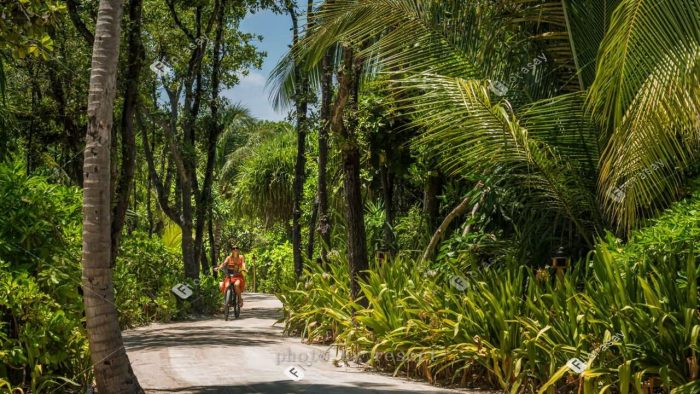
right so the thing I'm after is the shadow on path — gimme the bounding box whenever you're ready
[125,293,471,394]
[144,380,451,393]
[124,326,280,351]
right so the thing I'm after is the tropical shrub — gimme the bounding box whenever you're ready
[280,185,700,392]
[251,240,294,294]
[0,163,223,391]
[0,163,88,391]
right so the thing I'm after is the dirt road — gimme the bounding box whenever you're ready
[123,293,476,393]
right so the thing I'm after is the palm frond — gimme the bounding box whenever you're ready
[598,43,700,231]
[587,0,700,133]
[587,0,700,230]
[403,75,601,244]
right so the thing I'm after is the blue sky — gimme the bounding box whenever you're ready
[221,7,296,121]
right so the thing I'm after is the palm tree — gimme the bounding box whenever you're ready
[279,0,699,246]
[81,0,142,392]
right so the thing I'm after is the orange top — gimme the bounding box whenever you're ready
[226,254,245,272]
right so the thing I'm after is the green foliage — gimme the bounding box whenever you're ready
[0,163,221,390]
[0,261,90,392]
[232,125,296,225]
[0,0,65,101]
[280,186,700,392]
[0,0,64,59]
[251,240,294,294]
[279,253,357,343]
[114,232,181,328]
[393,206,430,255]
[0,163,87,391]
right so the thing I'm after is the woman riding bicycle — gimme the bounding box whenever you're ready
[214,245,246,308]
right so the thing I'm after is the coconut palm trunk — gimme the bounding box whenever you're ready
[332,45,368,302]
[81,0,142,392]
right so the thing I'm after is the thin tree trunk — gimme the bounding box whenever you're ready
[66,0,95,46]
[208,204,216,273]
[380,159,395,254]
[111,0,144,267]
[307,195,319,260]
[462,188,489,236]
[194,0,224,275]
[46,55,84,186]
[332,45,368,302]
[161,85,197,279]
[146,161,153,236]
[317,47,333,264]
[423,173,442,232]
[182,186,197,278]
[214,219,223,264]
[139,109,181,227]
[287,0,311,278]
[81,1,142,392]
[421,182,484,264]
[27,65,37,174]
[161,2,218,279]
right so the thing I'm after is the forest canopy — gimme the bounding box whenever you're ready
[1,0,699,393]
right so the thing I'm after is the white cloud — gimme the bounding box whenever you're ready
[223,71,287,121]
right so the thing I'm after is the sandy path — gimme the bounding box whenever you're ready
[123,293,482,394]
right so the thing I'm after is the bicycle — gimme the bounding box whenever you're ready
[220,270,242,320]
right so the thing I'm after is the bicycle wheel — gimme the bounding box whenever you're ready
[233,293,240,318]
[224,287,232,321]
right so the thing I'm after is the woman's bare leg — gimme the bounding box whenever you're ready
[234,280,243,307]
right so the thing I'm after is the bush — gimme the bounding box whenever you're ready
[0,163,88,392]
[280,186,700,393]
[113,232,183,328]
[251,241,294,294]
[0,163,223,391]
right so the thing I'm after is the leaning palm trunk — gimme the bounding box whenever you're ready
[81,0,142,392]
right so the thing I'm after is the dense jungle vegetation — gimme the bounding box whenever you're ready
[1,0,699,393]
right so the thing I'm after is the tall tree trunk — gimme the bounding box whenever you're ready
[194,0,224,275]
[111,0,144,267]
[332,45,368,302]
[288,0,311,278]
[214,219,223,264]
[81,1,142,392]
[146,162,153,236]
[161,83,198,279]
[161,2,219,279]
[317,48,333,264]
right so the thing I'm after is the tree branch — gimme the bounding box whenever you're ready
[66,0,95,46]
[421,182,484,264]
